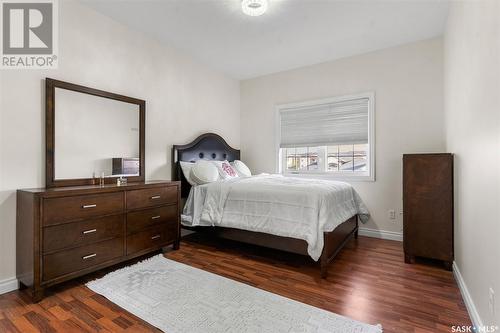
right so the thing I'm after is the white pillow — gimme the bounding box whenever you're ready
[231,160,252,177]
[212,160,239,179]
[190,160,220,185]
[179,161,196,186]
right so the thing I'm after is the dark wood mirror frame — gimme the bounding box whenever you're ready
[45,78,146,188]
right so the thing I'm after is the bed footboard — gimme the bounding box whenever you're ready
[184,215,359,279]
[320,215,359,278]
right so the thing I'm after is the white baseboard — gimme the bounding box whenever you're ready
[0,277,18,295]
[358,227,403,242]
[453,261,484,330]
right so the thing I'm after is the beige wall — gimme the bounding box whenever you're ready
[240,38,445,236]
[444,0,500,327]
[0,0,240,282]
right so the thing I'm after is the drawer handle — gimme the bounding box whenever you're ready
[151,215,161,220]
[150,195,161,200]
[82,229,97,234]
[82,253,97,260]
[151,235,161,240]
[82,204,97,209]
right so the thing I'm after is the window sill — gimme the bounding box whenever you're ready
[282,172,375,182]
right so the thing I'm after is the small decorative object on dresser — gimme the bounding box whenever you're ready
[17,181,181,302]
[403,153,454,270]
[113,157,140,176]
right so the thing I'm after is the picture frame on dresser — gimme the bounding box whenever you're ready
[17,79,180,302]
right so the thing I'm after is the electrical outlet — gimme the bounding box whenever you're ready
[388,210,396,220]
[489,287,495,315]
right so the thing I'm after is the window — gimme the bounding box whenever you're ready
[276,92,375,181]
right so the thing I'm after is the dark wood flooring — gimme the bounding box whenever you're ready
[0,234,471,332]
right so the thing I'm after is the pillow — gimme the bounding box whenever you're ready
[231,160,252,177]
[190,160,220,185]
[213,160,239,179]
[179,161,196,186]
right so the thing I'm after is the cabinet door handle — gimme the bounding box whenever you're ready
[82,204,97,209]
[151,215,161,220]
[82,229,97,234]
[82,253,97,260]
[151,235,161,240]
[150,195,161,200]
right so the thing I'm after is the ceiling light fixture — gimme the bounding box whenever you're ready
[241,0,268,17]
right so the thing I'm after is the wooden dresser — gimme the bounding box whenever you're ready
[403,154,453,270]
[17,181,180,301]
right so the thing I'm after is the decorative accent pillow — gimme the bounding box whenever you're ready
[231,160,252,177]
[179,161,196,186]
[213,160,239,179]
[190,160,220,185]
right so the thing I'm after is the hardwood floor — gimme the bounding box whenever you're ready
[0,234,470,332]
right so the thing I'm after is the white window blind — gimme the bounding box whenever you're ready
[280,97,369,148]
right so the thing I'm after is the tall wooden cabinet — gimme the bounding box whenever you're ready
[403,154,453,270]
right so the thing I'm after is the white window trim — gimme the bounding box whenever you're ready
[275,92,375,182]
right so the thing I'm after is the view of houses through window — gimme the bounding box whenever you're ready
[283,144,368,173]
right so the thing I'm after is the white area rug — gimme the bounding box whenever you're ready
[87,255,383,333]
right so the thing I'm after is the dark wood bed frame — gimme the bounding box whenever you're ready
[172,133,359,278]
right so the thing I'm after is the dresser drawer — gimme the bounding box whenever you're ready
[43,215,125,253]
[43,237,124,281]
[126,224,176,255]
[127,205,177,234]
[126,186,177,210]
[43,192,124,226]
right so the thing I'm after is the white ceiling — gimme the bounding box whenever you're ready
[82,0,450,80]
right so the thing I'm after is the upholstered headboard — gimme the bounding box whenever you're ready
[172,133,240,197]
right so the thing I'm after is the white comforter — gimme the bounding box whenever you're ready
[182,174,369,261]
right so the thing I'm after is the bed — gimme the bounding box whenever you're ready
[172,133,369,278]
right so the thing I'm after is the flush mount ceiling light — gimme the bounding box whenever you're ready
[241,0,268,17]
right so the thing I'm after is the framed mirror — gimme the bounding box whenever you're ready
[46,78,145,188]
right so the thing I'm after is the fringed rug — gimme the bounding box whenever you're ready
[87,255,382,333]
